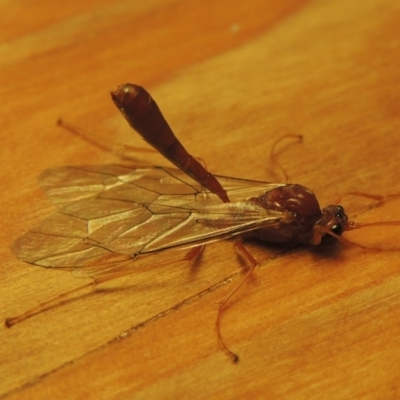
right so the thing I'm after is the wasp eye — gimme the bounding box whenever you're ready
[334,206,348,223]
[321,224,344,245]
[331,224,343,236]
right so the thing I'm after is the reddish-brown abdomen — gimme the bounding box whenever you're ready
[111,84,229,203]
[111,84,175,151]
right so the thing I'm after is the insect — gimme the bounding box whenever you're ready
[7,83,400,363]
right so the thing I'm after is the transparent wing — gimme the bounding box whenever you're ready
[13,165,289,268]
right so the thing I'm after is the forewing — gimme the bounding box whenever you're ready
[13,165,287,268]
[38,164,283,206]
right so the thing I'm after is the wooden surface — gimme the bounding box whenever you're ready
[1,0,400,399]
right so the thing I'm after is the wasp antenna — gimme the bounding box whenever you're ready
[339,220,400,251]
[345,220,400,231]
[333,191,386,205]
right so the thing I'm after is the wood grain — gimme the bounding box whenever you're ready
[1,0,400,399]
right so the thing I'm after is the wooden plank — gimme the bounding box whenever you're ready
[1,0,400,398]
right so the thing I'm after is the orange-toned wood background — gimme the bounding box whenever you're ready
[1,1,400,399]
